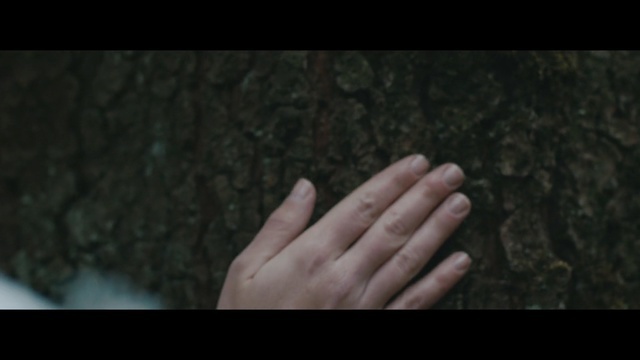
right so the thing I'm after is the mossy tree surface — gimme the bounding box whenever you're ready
[0,51,638,308]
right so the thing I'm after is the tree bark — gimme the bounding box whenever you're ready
[0,51,638,308]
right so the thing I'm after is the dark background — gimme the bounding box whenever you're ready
[0,51,638,308]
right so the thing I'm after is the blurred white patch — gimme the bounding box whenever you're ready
[0,273,57,309]
[62,270,163,309]
[0,270,163,309]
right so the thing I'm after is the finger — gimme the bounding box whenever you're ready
[307,154,429,256]
[231,178,316,279]
[362,192,471,306]
[386,251,471,309]
[339,163,465,280]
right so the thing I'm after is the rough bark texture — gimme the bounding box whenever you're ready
[0,51,638,309]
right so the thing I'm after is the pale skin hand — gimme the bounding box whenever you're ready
[217,154,472,309]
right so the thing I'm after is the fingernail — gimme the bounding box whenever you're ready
[454,252,471,271]
[410,154,429,176]
[443,164,464,187]
[290,178,311,200]
[447,193,470,215]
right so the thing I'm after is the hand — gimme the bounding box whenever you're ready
[217,154,472,309]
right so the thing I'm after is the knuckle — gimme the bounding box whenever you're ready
[307,268,358,309]
[305,248,331,277]
[318,271,358,307]
[355,191,379,225]
[383,209,409,237]
[394,249,421,276]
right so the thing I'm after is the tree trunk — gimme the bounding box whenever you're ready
[0,51,638,308]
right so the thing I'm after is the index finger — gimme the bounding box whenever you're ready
[306,154,430,256]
